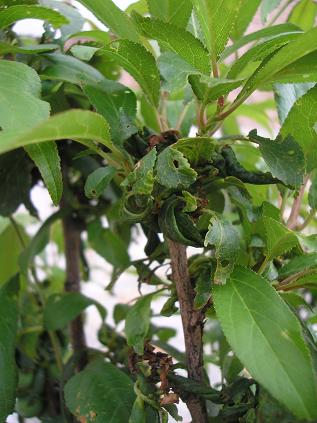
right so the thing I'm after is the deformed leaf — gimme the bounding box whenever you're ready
[213,266,317,420]
[122,148,157,195]
[0,4,68,28]
[173,137,214,166]
[84,166,116,199]
[249,130,305,189]
[64,360,135,423]
[0,278,19,422]
[132,13,210,74]
[204,216,240,284]
[263,216,300,260]
[101,40,160,107]
[125,294,152,354]
[156,146,197,189]
[44,292,106,331]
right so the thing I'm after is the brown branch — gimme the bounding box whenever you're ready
[287,176,309,229]
[167,239,208,423]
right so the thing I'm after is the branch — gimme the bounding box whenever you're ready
[166,239,208,423]
[287,176,309,229]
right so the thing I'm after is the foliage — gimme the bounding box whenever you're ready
[1,0,317,422]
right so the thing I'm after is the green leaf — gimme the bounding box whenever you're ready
[101,40,160,107]
[173,137,214,166]
[84,166,116,199]
[189,74,244,104]
[132,13,210,74]
[87,219,130,269]
[83,80,137,145]
[156,146,197,189]
[129,397,146,423]
[279,253,317,278]
[273,82,314,124]
[0,279,18,422]
[279,85,317,171]
[288,0,317,31]
[125,0,148,15]
[0,4,68,28]
[308,170,317,209]
[26,143,62,206]
[191,0,242,56]
[0,110,112,156]
[221,23,302,59]
[237,27,317,102]
[77,0,139,42]
[70,45,99,61]
[125,294,152,354]
[261,0,281,22]
[44,292,106,331]
[64,360,135,422]
[213,266,317,420]
[249,130,305,189]
[204,216,240,284]
[231,0,261,40]
[0,41,58,55]
[147,0,192,28]
[158,52,197,92]
[263,216,300,261]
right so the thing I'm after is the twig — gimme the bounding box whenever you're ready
[296,209,316,231]
[287,176,309,229]
[166,239,208,423]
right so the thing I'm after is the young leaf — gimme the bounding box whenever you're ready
[191,0,242,56]
[288,0,317,31]
[101,40,160,107]
[248,130,305,189]
[44,292,106,331]
[125,294,152,354]
[213,266,317,420]
[64,360,135,422]
[0,4,68,28]
[0,279,18,422]
[84,166,116,199]
[204,216,240,284]
[122,148,157,195]
[263,216,300,261]
[155,146,197,189]
[147,0,192,28]
[0,110,112,156]
[279,85,317,171]
[77,0,140,42]
[132,13,210,74]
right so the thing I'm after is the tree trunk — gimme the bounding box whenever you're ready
[167,239,208,423]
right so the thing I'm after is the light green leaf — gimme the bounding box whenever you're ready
[248,130,305,189]
[87,219,130,269]
[64,360,135,422]
[132,13,210,74]
[237,27,317,102]
[0,110,112,156]
[204,216,240,284]
[273,82,314,124]
[308,170,317,209]
[182,190,197,212]
[156,146,197,189]
[173,136,214,166]
[83,80,137,144]
[77,0,139,42]
[0,4,68,28]
[44,292,106,331]
[221,23,302,59]
[66,29,111,44]
[129,397,146,423]
[189,74,244,104]
[84,166,116,199]
[125,294,152,354]
[70,45,99,61]
[147,0,192,28]
[122,148,157,195]
[231,0,261,40]
[126,0,148,15]
[101,40,160,107]
[279,85,317,171]
[0,42,58,55]
[191,0,242,56]
[263,216,300,260]
[158,52,197,92]
[0,279,18,422]
[213,266,317,420]
[261,0,281,22]
[288,0,317,31]
[26,143,62,206]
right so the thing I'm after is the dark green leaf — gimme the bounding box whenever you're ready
[64,360,135,422]
[0,4,68,28]
[0,41,58,54]
[214,266,317,420]
[132,13,210,74]
[125,294,152,354]
[44,292,106,331]
[204,216,239,284]
[279,253,317,278]
[308,170,317,209]
[84,166,116,199]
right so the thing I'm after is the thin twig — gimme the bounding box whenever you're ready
[287,176,309,229]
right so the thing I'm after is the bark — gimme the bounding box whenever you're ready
[167,239,208,423]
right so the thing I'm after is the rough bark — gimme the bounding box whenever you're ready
[167,239,208,423]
